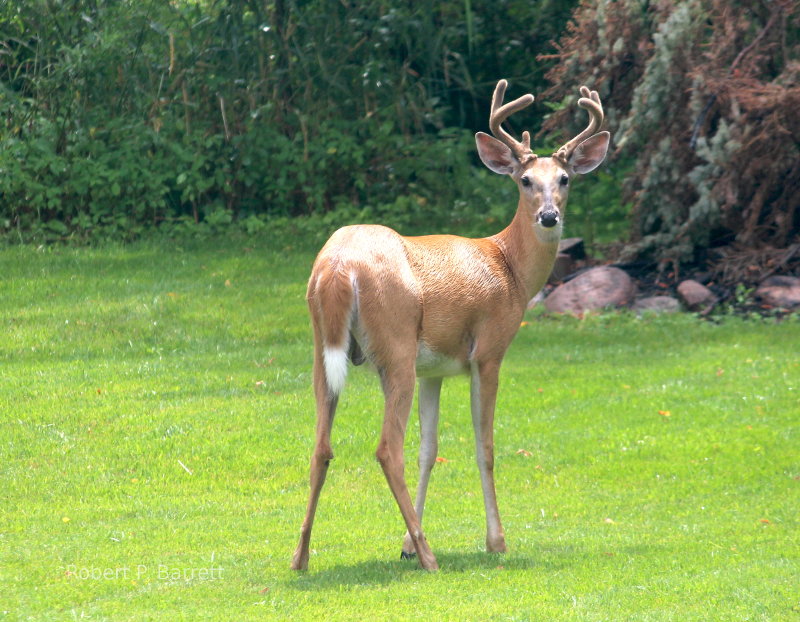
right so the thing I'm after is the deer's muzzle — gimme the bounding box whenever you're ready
[538,209,560,228]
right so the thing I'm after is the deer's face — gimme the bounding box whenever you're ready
[475,80,611,244]
[516,157,570,238]
[476,126,609,243]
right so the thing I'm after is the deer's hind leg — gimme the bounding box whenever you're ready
[291,331,339,571]
[376,360,439,571]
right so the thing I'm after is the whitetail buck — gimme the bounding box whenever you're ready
[291,80,610,571]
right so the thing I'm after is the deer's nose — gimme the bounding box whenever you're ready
[538,209,559,228]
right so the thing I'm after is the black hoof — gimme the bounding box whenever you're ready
[400,550,417,561]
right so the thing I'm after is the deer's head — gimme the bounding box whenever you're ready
[476,80,610,242]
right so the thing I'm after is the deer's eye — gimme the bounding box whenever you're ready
[520,176,531,187]
[560,174,569,187]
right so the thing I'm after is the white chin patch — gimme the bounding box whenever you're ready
[534,220,563,243]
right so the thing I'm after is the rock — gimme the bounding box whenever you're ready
[544,266,636,314]
[756,275,800,309]
[549,253,575,283]
[677,279,716,310]
[631,296,682,314]
[558,237,586,260]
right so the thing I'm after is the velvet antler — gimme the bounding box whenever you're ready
[553,86,605,164]
[489,79,536,163]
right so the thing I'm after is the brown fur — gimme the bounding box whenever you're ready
[291,80,609,572]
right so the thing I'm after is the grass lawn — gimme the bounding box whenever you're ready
[2,239,798,620]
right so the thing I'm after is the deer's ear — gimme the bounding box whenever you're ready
[476,132,517,175]
[568,131,610,174]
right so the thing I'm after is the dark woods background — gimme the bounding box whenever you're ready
[1,0,797,278]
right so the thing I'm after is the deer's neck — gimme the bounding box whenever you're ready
[492,199,561,303]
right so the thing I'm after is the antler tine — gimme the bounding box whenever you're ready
[489,79,535,161]
[554,85,605,163]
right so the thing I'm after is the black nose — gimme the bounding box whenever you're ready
[539,210,559,228]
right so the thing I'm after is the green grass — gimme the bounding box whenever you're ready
[2,239,798,621]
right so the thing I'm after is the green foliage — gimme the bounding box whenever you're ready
[1,0,584,242]
[1,119,172,241]
[564,160,633,249]
[2,242,799,618]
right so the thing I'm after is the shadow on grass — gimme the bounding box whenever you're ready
[289,550,546,590]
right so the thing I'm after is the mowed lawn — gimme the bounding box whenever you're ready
[1,240,798,620]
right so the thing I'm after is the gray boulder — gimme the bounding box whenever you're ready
[544,266,636,314]
[677,279,716,310]
[756,275,800,309]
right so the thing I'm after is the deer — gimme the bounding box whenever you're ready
[291,79,610,571]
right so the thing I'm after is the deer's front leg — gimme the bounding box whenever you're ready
[402,376,442,559]
[376,365,439,571]
[470,360,507,553]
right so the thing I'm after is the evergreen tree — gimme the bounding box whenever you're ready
[542,0,799,276]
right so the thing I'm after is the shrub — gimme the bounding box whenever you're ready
[0,0,580,242]
[541,0,800,273]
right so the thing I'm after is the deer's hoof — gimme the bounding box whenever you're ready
[486,535,507,554]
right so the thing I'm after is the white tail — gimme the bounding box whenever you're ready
[292,79,610,572]
[322,345,348,395]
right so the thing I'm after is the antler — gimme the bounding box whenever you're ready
[489,79,536,163]
[553,86,605,164]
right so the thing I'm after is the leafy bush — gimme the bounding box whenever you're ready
[0,0,581,242]
[1,120,170,240]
